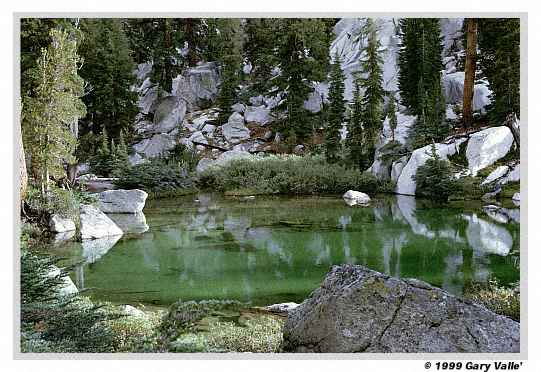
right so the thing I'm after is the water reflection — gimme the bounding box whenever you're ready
[49,194,520,306]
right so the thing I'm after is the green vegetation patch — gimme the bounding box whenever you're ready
[197,155,378,196]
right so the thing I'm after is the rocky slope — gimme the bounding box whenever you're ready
[123,18,519,199]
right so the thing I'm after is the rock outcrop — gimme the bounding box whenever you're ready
[79,204,123,240]
[282,264,519,353]
[96,189,148,214]
[466,126,514,176]
[133,133,176,158]
[395,140,466,196]
[442,72,491,112]
[244,105,271,125]
[152,96,187,133]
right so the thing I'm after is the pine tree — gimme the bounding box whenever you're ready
[243,18,280,94]
[387,92,398,142]
[274,19,329,141]
[398,18,446,147]
[215,19,243,124]
[124,19,185,92]
[22,29,86,195]
[325,53,346,163]
[360,19,385,167]
[78,19,138,142]
[477,18,520,123]
[347,76,365,169]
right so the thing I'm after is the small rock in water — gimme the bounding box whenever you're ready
[266,302,299,314]
[343,190,371,206]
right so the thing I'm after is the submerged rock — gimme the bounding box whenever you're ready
[97,189,148,214]
[107,212,149,234]
[81,234,122,263]
[282,264,519,353]
[343,190,371,206]
[79,204,123,240]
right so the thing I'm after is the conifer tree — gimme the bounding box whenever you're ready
[124,19,184,92]
[347,76,365,169]
[243,18,278,94]
[274,19,329,141]
[325,52,346,163]
[477,18,520,123]
[215,19,243,124]
[78,19,138,142]
[22,29,86,195]
[360,19,385,167]
[398,18,446,147]
[387,92,398,142]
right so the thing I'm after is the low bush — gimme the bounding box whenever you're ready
[114,158,196,196]
[197,155,378,196]
[464,280,520,321]
[414,145,461,202]
[20,249,122,352]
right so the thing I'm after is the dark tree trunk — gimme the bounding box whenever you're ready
[463,18,478,128]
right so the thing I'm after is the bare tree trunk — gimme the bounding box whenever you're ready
[463,18,478,128]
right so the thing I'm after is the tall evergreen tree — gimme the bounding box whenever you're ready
[325,52,346,163]
[22,29,86,194]
[398,18,446,147]
[124,19,184,92]
[387,92,398,142]
[477,18,520,123]
[347,76,365,169]
[215,19,243,124]
[274,19,329,141]
[78,19,138,141]
[359,19,385,167]
[243,18,278,94]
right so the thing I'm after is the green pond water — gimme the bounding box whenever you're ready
[48,194,520,307]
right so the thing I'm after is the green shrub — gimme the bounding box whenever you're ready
[197,155,378,195]
[414,145,461,202]
[20,250,122,352]
[24,185,87,229]
[114,158,195,195]
[464,280,520,321]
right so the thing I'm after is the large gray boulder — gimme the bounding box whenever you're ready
[395,140,466,196]
[152,96,187,133]
[133,133,176,158]
[282,265,519,353]
[442,72,491,112]
[221,112,251,144]
[79,204,123,240]
[49,215,76,233]
[96,189,148,214]
[172,62,220,111]
[466,126,514,176]
[196,149,253,173]
[244,105,271,125]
